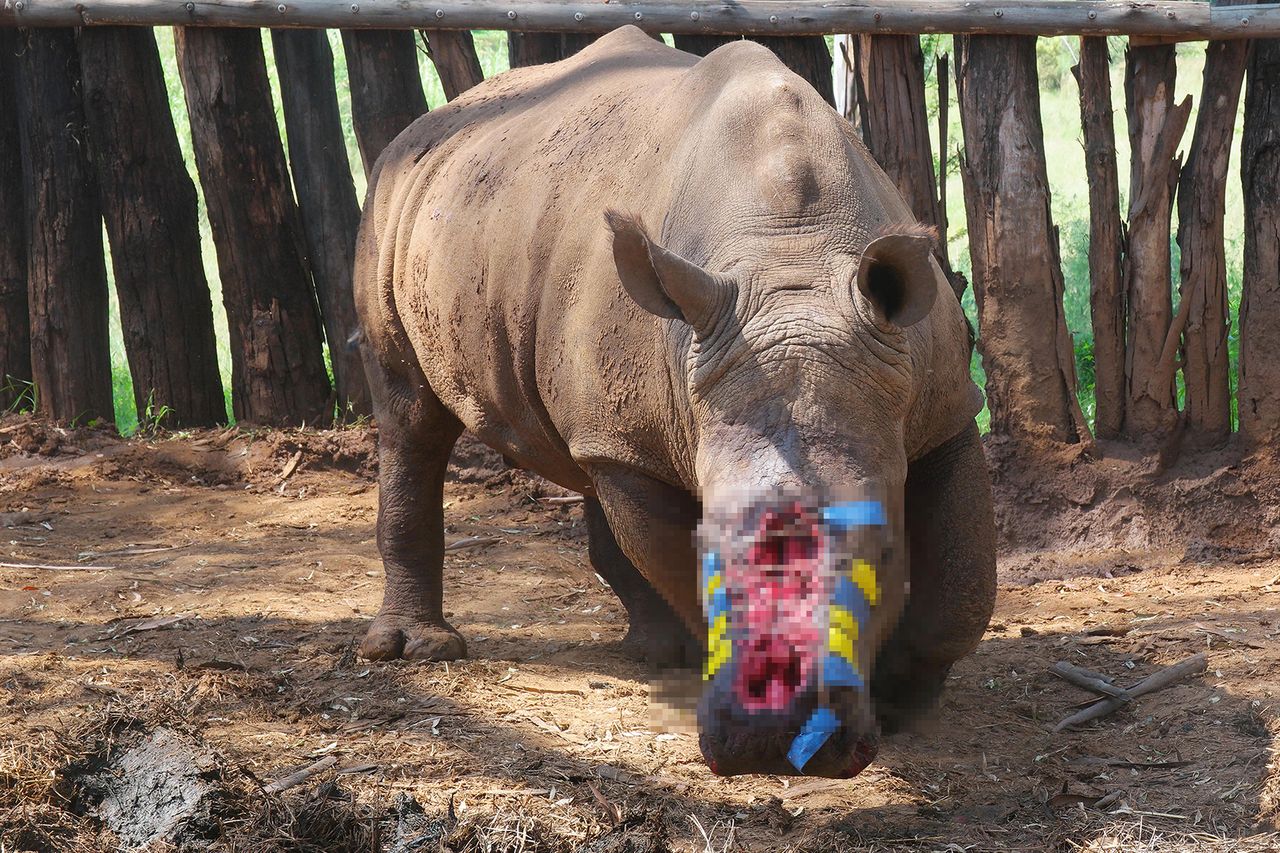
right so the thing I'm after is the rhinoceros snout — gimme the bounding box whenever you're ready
[695,494,890,777]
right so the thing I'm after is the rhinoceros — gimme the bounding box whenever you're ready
[353,26,996,778]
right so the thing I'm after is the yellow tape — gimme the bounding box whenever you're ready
[704,612,730,679]
[830,604,858,641]
[705,571,722,600]
[828,624,855,664]
[850,559,880,606]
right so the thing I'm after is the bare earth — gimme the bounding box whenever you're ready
[1,417,1278,852]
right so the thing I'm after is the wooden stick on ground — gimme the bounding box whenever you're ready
[1051,661,1132,701]
[538,495,584,506]
[0,561,117,571]
[263,755,337,794]
[1053,653,1207,732]
[444,535,501,552]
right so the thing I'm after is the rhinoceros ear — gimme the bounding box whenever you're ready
[856,227,938,328]
[605,210,730,334]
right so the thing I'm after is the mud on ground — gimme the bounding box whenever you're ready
[1,415,1279,851]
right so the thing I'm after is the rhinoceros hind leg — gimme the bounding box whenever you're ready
[358,354,466,663]
[872,422,996,732]
[584,496,698,668]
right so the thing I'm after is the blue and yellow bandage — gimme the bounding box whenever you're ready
[788,500,885,772]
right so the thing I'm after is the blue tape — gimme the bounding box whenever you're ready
[706,585,729,622]
[822,653,863,690]
[822,501,886,530]
[701,551,722,587]
[786,706,841,772]
[832,576,871,623]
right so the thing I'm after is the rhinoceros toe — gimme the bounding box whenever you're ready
[359,615,467,662]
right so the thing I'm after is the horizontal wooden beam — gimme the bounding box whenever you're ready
[2,0,1279,40]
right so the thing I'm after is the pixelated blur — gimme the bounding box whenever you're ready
[653,485,894,778]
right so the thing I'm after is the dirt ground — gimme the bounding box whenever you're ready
[1,416,1279,852]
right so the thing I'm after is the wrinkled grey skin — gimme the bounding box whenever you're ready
[353,26,996,777]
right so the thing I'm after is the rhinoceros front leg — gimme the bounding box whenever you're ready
[584,496,699,667]
[872,422,996,730]
[359,378,467,662]
[585,464,703,646]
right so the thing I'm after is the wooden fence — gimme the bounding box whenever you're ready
[1,1,1278,456]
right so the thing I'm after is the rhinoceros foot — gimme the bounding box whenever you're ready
[359,613,467,662]
[620,619,699,670]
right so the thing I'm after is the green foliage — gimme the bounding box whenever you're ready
[2,376,37,414]
[136,391,176,438]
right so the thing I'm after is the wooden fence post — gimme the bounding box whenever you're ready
[752,37,835,106]
[15,29,113,424]
[0,30,30,409]
[957,34,1090,445]
[854,34,959,296]
[79,26,226,427]
[1073,37,1126,440]
[674,34,835,105]
[342,30,428,176]
[273,29,372,419]
[1123,41,1191,440]
[508,32,595,67]
[1239,12,1280,443]
[1177,0,1251,445]
[176,27,331,427]
[421,30,484,100]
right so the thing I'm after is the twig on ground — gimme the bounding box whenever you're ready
[1193,623,1265,649]
[263,755,337,794]
[1053,653,1207,732]
[445,535,500,552]
[1,561,117,571]
[538,495,584,506]
[79,543,188,560]
[1051,661,1132,701]
[276,450,302,485]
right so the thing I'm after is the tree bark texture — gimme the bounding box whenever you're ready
[674,34,835,105]
[341,30,427,176]
[1123,43,1191,439]
[273,29,372,418]
[0,30,30,407]
[956,34,1089,445]
[1073,37,1126,440]
[854,34,958,292]
[507,31,596,67]
[79,26,225,427]
[176,26,331,427]
[1176,2,1251,445]
[15,28,113,424]
[421,29,484,100]
[1239,19,1280,443]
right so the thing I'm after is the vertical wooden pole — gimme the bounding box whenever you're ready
[79,26,226,427]
[1177,2,1251,445]
[273,29,372,419]
[674,34,834,106]
[0,30,30,407]
[341,30,427,176]
[176,27,331,427]
[1239,15,1280,443]
[957,35,1090,445]
[1123,41,1191,439]
[753,37,835,106]
[673,34,736,57]
[15,29,113,424]
[1073,37,1127,440]
[421,29,484,101]
[508,32,595,68]
[854,34,959,295]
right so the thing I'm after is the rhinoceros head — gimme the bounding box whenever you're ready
[605,196,941,777]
